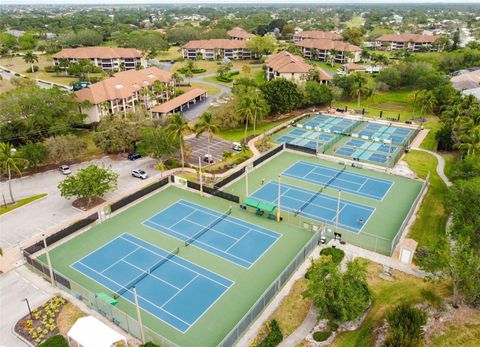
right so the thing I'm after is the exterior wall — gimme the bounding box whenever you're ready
[182,48,251,60]
[299,47,360,63]
[80,104,102,123]
[374,40,439,52]
[53,57,145,71]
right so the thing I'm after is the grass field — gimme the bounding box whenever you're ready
[0,193,47,215]
[201,66,264,87]
[224,151,423,256]
[172,60,261,76]
[344,15,365,28]
[0,55,77,86]
[157,46,182,61]
[37,186,312,347]
[0,78,15,94]
[179,82,222,96]
[404,150,449,248]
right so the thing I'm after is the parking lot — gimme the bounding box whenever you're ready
[185,133,236,166]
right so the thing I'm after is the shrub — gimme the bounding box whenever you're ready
[383,303,427,347]
[44,65,57,73]
[320,247,345,264]
[258,320,283,347]
[164,157,182,169]
[140,343,161,347]
[26,65,39,73]
[313,330,331,342]
[38,335,68,347]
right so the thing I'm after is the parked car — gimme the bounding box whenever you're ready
[232,142,243,152]
[128,152,142,160]
[59,165,71,175]
[204,154,214,163]
[131,169,148,179]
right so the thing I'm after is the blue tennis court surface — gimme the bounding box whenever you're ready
[282,161,393,200]
[251,181,374,232]
[335,138,402,165]
[356,123,412,144]
[302,114,360,134]
[143,200,281,268]
[72,233,233,333]
[275,127,336,150]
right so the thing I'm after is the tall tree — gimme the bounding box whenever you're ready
[261,78,302,114]
[0,143,28,203]
[349,72,371,108]
[136,127,176,169]
[22,51,38,73]
[166,113,190,168]
[246,35,277,58]
[195,112,220,160]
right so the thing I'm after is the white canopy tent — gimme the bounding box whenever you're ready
[67,316,128,347]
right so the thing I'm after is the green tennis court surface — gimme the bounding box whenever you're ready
[39,186,312,346]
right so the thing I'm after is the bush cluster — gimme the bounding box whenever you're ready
[383,303,427,347]
[217,71,240,83]
[38,335,68,347]
[258,320,283,347]
[313,330,331,342]
[177,67,206,74]
[320,247,345,264]
[26,65,39,73]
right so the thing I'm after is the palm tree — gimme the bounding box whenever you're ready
[58,58,70,76]
[349,72,370,109]
[249,91,270,136]
[457,128,480,155]
[195,112,220,161]
[329,48,339,66]
[23,51,38,73]
[166,113,190,168]
[0,143,28,203]
[237,94,255,146]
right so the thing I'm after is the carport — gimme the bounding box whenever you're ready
[151,88,208,118]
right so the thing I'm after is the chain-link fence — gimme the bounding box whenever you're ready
[218,232,321,347]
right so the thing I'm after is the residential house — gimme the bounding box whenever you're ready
[227,27,255,41]
[75,67,174,123]
[265,51,331,83]
[182,39,252,60]
[53,47,146,72]
[295,39,362,63]
[292,30,342,43]
[374,34,442,51]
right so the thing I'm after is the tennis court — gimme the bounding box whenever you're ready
[355,123,413,144]
[282,160,393,200]
[143,199,281,269]
[251,181,374,232]
[275,127,337,151]
[302,114,360,134]
[72,233,233,333]
[334,138,403,165]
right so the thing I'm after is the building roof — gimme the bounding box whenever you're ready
[67,316,127,347]
[53,47,143,59]
[451,70,480,90]
[296,38,361,52]
[227,27,255,39]
[376,33,440,43]
[266,51,331,80]
[182,39,247,49]
[151,88,208,114]
[293,30,342,41]
[75,67,173,105]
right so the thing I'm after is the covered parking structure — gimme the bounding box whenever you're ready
[151,88,208,118]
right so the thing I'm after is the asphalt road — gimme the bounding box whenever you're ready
[0,156,159,251]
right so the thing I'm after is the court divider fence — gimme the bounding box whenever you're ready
[110,177,170,212]
[253,144,284,168]
[213,166,246,189]
[285,142,317,155]
[218,231,322,347]
[23,251,180,347]
[187,180,240,204]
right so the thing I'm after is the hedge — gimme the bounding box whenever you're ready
[320,247,345,264]
[313,330,332,342]
[258,320,283,347]
[140,343,161,347]
[38,335,68,347]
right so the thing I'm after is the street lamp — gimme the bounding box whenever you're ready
[24,298,33,320]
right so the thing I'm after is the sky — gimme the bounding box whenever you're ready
[2,0,480,4]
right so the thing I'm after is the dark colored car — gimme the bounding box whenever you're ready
[128,152,142,160]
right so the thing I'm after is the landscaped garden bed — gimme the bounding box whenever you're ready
[15,296,67,345]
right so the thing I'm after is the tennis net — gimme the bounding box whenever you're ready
[324,166,346,190]
[295,187,323,216]
[185,207,232,247]
[117,247,179,296]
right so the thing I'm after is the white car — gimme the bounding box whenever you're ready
[232,142,243,152]
[59,165,71,175]
[132,169,148,179]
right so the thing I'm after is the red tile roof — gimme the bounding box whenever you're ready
[266,51,331,80]
[182,39,247,49]
[296,39,361,52]
[151,88,208,114]
[227,27,255,39]
[75,67,172,105]
[53,47,143,59]
[293,30,342,41]
[376,34,440,43]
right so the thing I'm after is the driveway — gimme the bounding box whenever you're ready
[0,156,159,251]
[185,133,234,166]
[182,72,233,120]
[0,268,52,347]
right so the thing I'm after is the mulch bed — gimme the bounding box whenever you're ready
[72,197,105,211]
[15,296,67,346]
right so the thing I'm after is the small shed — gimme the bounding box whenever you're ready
[67,316,127,347]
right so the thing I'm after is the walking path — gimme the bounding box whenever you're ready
[413,148,452,187]
[278,304,317,347]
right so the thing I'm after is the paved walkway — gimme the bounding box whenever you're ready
[278,304,317,347]
[413,148,452,187]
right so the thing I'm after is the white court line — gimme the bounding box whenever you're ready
[161,275,199,308]
[121,259,181,291]
[225,230,252,253]
[183,217,238,241]
[100,246,141,274]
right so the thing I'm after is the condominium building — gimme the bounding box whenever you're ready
[295,39,361,63]
[53,47,146,71]
[265,51,332,83]
[182,39,252,60]
[374,34,442,51]
[227,27,256,41]
[292,30,342,42]
[75,67,174,123]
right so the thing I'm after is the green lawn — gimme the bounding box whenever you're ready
[344,15,365,28]
[404,150,449,248]
[333,261,450,347]
[0,193,47,215]
[179,82,221,96]
[308,60,339,74]
[157,46,182,61]
[218,116,296,142]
